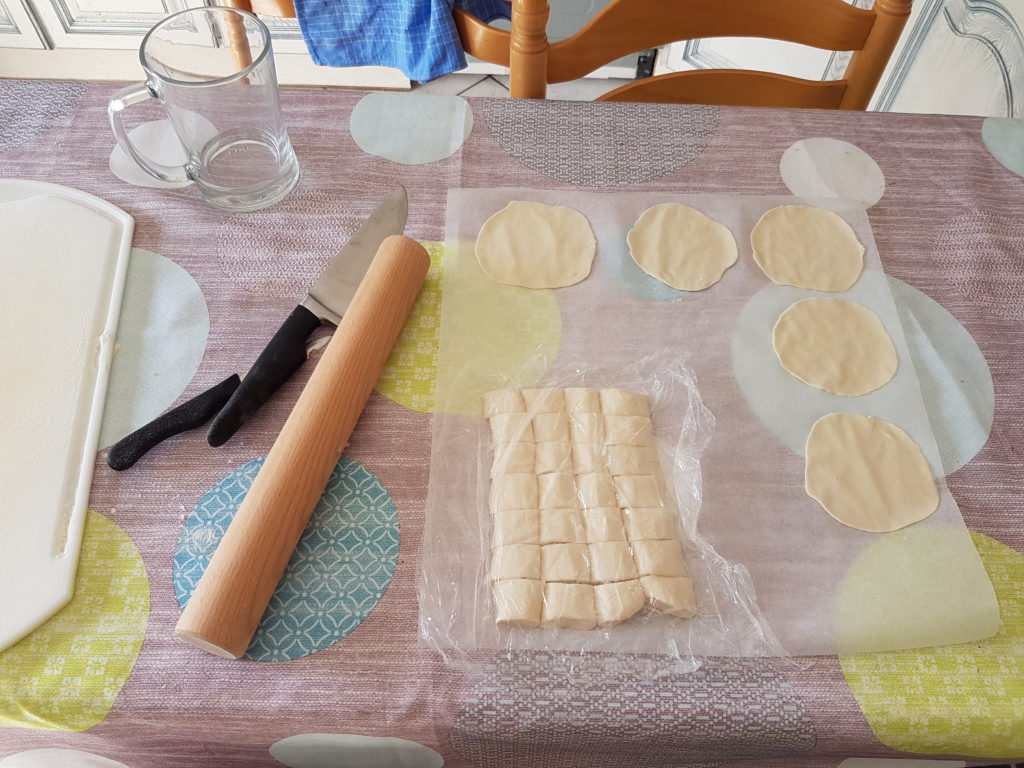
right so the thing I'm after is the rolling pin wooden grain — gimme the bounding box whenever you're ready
[175,235,429,658]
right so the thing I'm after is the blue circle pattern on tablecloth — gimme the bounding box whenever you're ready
[350,92,473,165]
[604,227,688,302]
[174,456,399,661]
[982,117,1024,178]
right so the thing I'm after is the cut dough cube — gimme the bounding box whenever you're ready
[483,388,525,418]
[490,412,534,446]
[599,388,651,417]
[607,445,660,477]
[564,387,601,413]
[490,544,541,581]
[532,412,569,442]
[641,575,697,618]
[535,440,572,474]
[569,412,605,444]
[491,441,536,476]
[571,443,606,474]
[576,472,617,509]
[583,507,626,542]
[522,387,564,413]
[589,541,639,583]
[541,583,597,630]
[604,415,654,446]
[493,578,543,627]
[613,474,667,508]
[594,580,644,627]
[492,508,540,548]
[541,542,591,583]
[538,472,578,509]
[490,473,539,512]
[631,539,688,577]
[539,508,586,544]
[622,507,678,541]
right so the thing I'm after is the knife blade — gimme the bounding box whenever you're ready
[205,186,408,447]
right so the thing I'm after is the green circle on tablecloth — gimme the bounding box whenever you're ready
[982,117,1024,178]
[350,92,472,165]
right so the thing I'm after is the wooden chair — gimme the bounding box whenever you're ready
[226,0,911,110]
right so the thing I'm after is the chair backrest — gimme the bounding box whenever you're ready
[226,0,910,109]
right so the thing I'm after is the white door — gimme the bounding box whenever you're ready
[0,0,46,48]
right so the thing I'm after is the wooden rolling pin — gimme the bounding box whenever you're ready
[176,235,430,658]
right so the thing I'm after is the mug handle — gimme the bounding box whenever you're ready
[108,82,191,185]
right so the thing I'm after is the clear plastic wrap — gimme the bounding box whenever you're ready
[420,354,787,667]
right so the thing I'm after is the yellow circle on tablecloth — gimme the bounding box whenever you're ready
[0,511,149,732]
[375,240,561,415]
[840,532,1024,756]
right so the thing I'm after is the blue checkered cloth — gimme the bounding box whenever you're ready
[293,0,512,82]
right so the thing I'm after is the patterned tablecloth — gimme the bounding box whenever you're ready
[1,79,1023,768]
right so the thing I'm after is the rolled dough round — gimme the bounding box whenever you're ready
[805,413,939,533]
[773,298,898,396]
[627,203,738,290]
[475,201,596,289]
[751,205,864,291]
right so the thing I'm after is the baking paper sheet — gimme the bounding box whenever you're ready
[420,187,999,657]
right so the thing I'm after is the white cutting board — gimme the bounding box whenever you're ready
[0,180,133,652]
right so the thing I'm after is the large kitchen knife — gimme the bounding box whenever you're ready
[205,186,409,447]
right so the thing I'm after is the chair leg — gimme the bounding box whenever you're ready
[839,0,911,109]
[509,0,550,98]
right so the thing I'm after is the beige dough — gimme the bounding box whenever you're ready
[564,388,601,413]
[522,387,565,413]
[492,508,540,548]
[476,201,596,289]
[539,508,585,545]
[622,507,678,542]
[532,412,569,442]
[538,472,578,509]
[594,580,645,627]
[606,445,659,477]
[571,443,606,474]
[483,388,524,417]
[613,475,666,508]
[589,541,639,583]
[569,412,605,444]
[490,544,541,581]
[490,473,538,511]
[773,298,898,397]
[489,412,533,446]
[542,583,597,630]
[491,441,535,476]
[627,203,738,291]
[542,543,591,583]
[577,472,617,509]
[493,579,543,627]
[599,388,651,416]
[632,539,688,577]
[805,413,939,532]
[751,205,865,291]
[583,508,626,542]
[641,575,697,618]
[535,441,571,474]
[604,415,654,446]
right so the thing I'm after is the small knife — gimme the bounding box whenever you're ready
[206,186,409,447]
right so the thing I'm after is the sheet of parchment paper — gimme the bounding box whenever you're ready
[421,187,999,657]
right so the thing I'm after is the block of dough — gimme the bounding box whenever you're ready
[533,412,570,442]
[606,445,660,477]
[594,580,644,628]
[541,543,591,583]
[491,441,536,477]
[622,507,678,542]
[571,443,606,474]
[491,544,541,581]
[493,578,543,628]
[569,412,605,444]
[577,472,617,509]
[522,387,564,413]
[599,389,651,417]
[632,539,688,577]
[641,575,697,618]
[539,508,586,544]
[604,415,654,446]
[589,541,639,583]
[483,388,525,417]
[541,582,597,630]
[613,475,667,508]
[492,508,540,548]
[564,387,600,413]
[490,412,534,446]
[538,472,578,509]
[535,440,572,475]
[490,473,539,512]
[583,507,626,542]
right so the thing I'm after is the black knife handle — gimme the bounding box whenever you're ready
[106,374,242,471]
[206,304,323,447]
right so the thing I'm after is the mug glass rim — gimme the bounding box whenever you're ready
[139,6,271,89]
